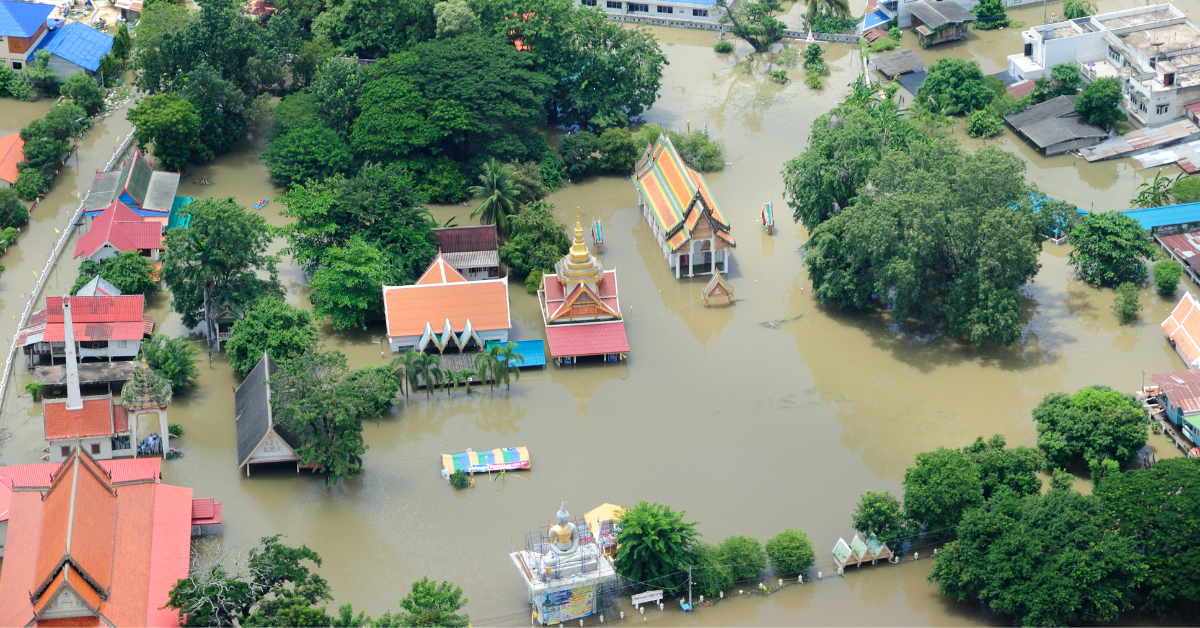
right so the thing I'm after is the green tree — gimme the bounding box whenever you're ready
[392,350,423,399]
[962,434,1043,499]
[396,577,469,627]
[928,487,1144,626]
[918,58,993,113]
[469,159,520,235]
[1133,169,1179,209]
[667,129,725,172]
[414,352,442,397]
[263,125,352,188]
[903,447,983,537]
[1067,211,1155,286]
[434,0,478,38]
[226,298,320,377]
[1063,0,1096,18]
[1076,77,1126,130]
[1049,63,1082,96]
[803,140,1041,347]
[486,342,523,393]
[971,0,1007,29]
[764,529,816,575]
[801,0,851,31]
[111,22,133,60]
[558,131,600,179]
[717,535,766,581]
[597,127,639,174]
[1031,385,1149,469]
[71,251,160,297]
[310,56,366,138]
[141,334,202,394]
[308,239,393,330]
[61,72,105,116]
[509,161,549,204]
[0,188,29,229]
[851,490,906,543]
[1172,174,1200,203]
[1113,281,1141,324]
[343,364,400,417]
[614,501,699,595]
[313,0,437,59]
[161,197,282,341]
[127,93,203,172]
[715,0,785,53]
[498,200,571,277]
[1153,259,1182,296]
[23,50,60,95]
[966,109,1003,137]
[1096,459,1200,611]
[688,542,734,598]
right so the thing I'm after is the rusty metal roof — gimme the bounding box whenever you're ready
[1151,369,1200,412]
[1081,119,1200,162]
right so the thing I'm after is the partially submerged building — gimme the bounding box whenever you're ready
[907,0,974,47]
[83,148,182,228]
[1004,95,1110,155]
[0,0,54,71]
[383,253,511,353]
[1149,370,1200,447]
[17,295,152,368]
[30,21,113,81]
[431,225,500,280]
[633,134,735,278]
[572,0,720,23]
[235,352,303,475]
[73,200,164,263]
[0,132,22,188]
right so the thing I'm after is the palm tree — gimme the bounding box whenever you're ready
[441,368,457,397]
[415,353,442,398]
[804,0,851,28]
[490,343,524,393]
[456,369,476,394]
[473,351,496,392]
[469,159,519,237]
[390,351,422,399]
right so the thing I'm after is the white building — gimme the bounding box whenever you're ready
[1008,4,1200,126]
[574,0,720,22]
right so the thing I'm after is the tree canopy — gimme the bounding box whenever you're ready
[1067,211,1155,286]
[395,577,469,627]
[1076,77,1125,130]
[71,251,161,297]
[903,447,983,537]
[225,298,321,378]
[764,529,816,575]
[716,0,785,53]
[918,58,993,113]
[1031,385,1148,469]
[851,490,906,543]
[307,238,394,331]
[614,501,699,595]
[142,334,202,394]
[498,200,570,279]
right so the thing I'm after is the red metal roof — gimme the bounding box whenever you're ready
[73,200,163,260]
[1151,370,1200,412]
[39,295,147,342]
[0,132,22,185]
[545,321,630,357]
[432,225,498,254]
[146,484,192,628]
[1007,79,1036,100]
[43,397,116,440]
[190,497,223,525]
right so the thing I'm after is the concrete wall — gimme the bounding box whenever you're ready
[46,53,90,82]
[0,26,48,70]
[50,437,112,463]
[575,0,720,22]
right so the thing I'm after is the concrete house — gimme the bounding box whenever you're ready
[0,0,53,71]
[30,21,113,81]
[907,0,975,47]
[73,200,163,263]
[574,0,720,22]
[17,295,152,368]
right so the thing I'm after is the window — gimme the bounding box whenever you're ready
[61,446,71,458]
[12,62,21,70]
[91,443,101,455]
[1157,104,1170,115]
[582,0,597,5]
[657,5,673,13]
[117,339,127,348]
[608,1,621,7]
[629,2,648,10]
[693,8,708,15]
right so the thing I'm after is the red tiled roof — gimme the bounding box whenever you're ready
[146,484,192,628]
[0,132,23,185]
[73,200,163,260]
[385,256,510,337]
[545,321,630,358]
[415,253,467,285]
[42,295,146,342]
[33,454,118,610]
[1008,79,1036,100]
[44,398,116,440]
[190,497,222,525]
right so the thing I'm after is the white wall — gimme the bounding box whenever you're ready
[49,437,111,463]
[575,0,719,21]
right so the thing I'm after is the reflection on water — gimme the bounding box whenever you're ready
[0,18,1194,625]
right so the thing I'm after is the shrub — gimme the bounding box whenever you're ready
[667,129,725,172]
[689,542,733,598]
[966,110,1003,138]
[168,423,184,437]
[769,69,789,84]
[805,72,823,89]
[717,535,766,582]
[142,334,202,394]
[765,529,816,575]
[13,170,49,201]
[1113,282,1140,324]
[0,187,28,228]
[525,270,544,294]
[1154,259,1182,296]
[888,26,901,41]
[714,40,734,53]
[1172,175,1200,203]
[1050,468,1075,491]
[25,381,44,401]
[9,73,36,101]
[870,36,898,53]
[61,72,105,117]
[449,470,470,489]
[775,47,799,67]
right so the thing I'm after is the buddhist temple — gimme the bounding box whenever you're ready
[632,134,735,278]
[383,253,511,353]
[538,218,629,365]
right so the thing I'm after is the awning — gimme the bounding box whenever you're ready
[545,322,630,358]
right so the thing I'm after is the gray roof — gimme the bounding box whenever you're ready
[83,171,122,210]
[75,276,121,296]
[143,171,179,211]
[442,250,500,269]
[907,0,976,28]
[235,352,299,467]
[898,70,927,96]
[1005,96,1108,149]
[874,50,926,78]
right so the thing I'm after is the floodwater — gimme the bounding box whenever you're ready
[0,9,1195,625]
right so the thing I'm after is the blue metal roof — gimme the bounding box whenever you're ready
[32,21,112,72]
[0,0,54,38]
[485,339,546,368]
[1123,203,1200,230]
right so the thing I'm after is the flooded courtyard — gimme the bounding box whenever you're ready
[0,3,1194,624]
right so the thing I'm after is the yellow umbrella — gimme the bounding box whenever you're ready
[584,503,624,536]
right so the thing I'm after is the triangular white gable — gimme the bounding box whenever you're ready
[251,429,297,462]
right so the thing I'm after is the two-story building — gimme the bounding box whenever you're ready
[73,200,164,263]
[17,295,152,368]
[0,0,53,71]
[573,0,720,23]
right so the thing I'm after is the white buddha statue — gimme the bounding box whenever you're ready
[538,501,599,579]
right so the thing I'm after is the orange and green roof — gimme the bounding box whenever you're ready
[633,134,732,252]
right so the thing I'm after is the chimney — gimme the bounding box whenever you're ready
[63,297,82,411]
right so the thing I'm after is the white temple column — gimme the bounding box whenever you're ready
[688,243,694,277]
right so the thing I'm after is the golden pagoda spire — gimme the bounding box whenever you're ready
[569,214,590,264]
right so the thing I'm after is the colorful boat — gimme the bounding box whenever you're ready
[762,200,774,235]
[592,219,603,253]
[254,197,270,209]
[441,446,530,474]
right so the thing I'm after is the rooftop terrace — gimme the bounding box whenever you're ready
[1098,6,1176,30]
[1118,23,1200,57]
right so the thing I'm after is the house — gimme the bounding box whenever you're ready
[1149,370,1200,446]
[574,0,720,23]
[0,453,219,626]
[1009,5,1200,127]
[236,352,304,475]
[383,253,511,353]
[1163,292,1200,368]
[75,275,122,297]
[0,132,22,188]
[907,1,974,47]
[633,134,735,278]
[17,295,152,368]
[0,0,54,71]
[30,21,113,81]
[432,225,500,280]
[83,148,181,226]
[1004,95,1110,155]
[73,200,164,263]
[114,0,143,22]
[873,49,926,81]
[538,218,629,364]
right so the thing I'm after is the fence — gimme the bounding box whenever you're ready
[604,13,860,43]
[0,132,136,419]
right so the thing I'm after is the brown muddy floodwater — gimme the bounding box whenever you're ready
[0,11,1195,625]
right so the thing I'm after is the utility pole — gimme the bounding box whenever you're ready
[688,567,693,609]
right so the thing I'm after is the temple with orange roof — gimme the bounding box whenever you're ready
[0,132,22,188]
[0,452,220,626]
[538,218,629,364]
[1163,291,1200,369]
[633,133,735,278]
[383,253,511,353]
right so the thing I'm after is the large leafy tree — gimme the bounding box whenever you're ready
[716,0,785,52]
[127,92,203,171]
[928,486,1144,626]
[313,0,437,59]
[71,251,160,297]
[161,197,282,343]
[1031,385,1148,469]
[716,535,766,581]
[804,140,1041,347]
[1076,77,1126,130]
[764,529,816,575]
[262,125,352,188]
[962,434,1043,499]
[310,56,367,138]
[851,490,906,543]
[0,188,29,229]
[614,501,699,594]
[61,72,105,116]
[141,334,202,394]
[498,200,570,277]
[307,238,394,330]
[902,447,983,537]
[225,298,320,378]
[918,58,994,113]
[1067,211,1155,286]
[1096,459,1200,611]
[395,577,470,627]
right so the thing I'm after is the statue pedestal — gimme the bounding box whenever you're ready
[510,546,617,625]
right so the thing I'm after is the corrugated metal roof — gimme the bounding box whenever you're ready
[545,321,630,357]
[1081,119,1200,162]
[31,21,112,72]
[874,50,926,78]
[432,225,498,254]
[46,295,145,323]
[1123,203,1200,229]
[442,250,499,269]
[74,200,162,260]
[143,171,180,211]
[0,0,53,37]
[907,0,975,28]
[1151,370,1200,412]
